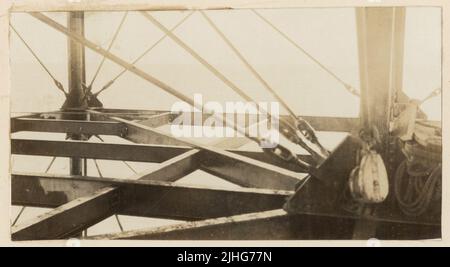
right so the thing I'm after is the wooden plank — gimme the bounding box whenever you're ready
[11,118,126,136]
[11,172,291,221]
[12,187,119,240]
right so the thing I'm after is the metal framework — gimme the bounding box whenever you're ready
[9,7,441,240]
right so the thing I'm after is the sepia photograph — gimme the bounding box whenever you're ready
[0,0,447,247]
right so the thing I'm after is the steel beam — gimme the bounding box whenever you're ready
[11,139,190,163]
[356,7,405,145]
[90,108,164,121]
[10,114,357,140]
[27,13,338,189]
[92,112,305,190]
[355,7,407,239]
[87,209,357,240]
[109,115,190,147]
[12,172,440,227]
[12,187,119,240]
[110,109,358,132]
[131,149,201,181]
[11,172,291,221]
[11,139,312,171]
[136,112,176,128]
[11,118,126,136]
[11,149,201,240]
[64,12,87,177]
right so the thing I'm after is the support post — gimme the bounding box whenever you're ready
[354,7,406,239]
[356,7,405,155]
[64,12,87,176]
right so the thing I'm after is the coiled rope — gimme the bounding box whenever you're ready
[394,159,441,217]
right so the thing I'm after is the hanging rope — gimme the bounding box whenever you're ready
[251,10,360,97]
[93,11,195,97]
[10,24,67,96]
[200,11,329,157]
[84,11,128,98]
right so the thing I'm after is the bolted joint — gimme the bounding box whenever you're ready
[119,125,128,138]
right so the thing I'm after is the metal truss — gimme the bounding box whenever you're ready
[10,109,440,240]
[9,8,441,240]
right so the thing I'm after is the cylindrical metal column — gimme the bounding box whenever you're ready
[66,11,87,175]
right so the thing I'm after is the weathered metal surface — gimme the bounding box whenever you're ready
[95,109,359,132]
[129,149,201,181]
[11,118,126,136]
[11,138,312,171]
[136,112,176,128]
[284,135,358,213]
[87,209,356,240]
[64,12,87,177]
[199,150,305,190]
[91,111,305,190]
[119,180,291,220]
[64,12,87,109]
[12,187,119,240]
[11,139,191,163]
[111,116,190,147]
[12,172,292,221]
[355,7,407,239]
[171,112,359,133]
[356,7,405,147]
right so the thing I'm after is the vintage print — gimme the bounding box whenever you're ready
[5,3,442,242]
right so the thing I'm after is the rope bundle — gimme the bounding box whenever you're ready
[394,159,441,217]
[394,121,442,217]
